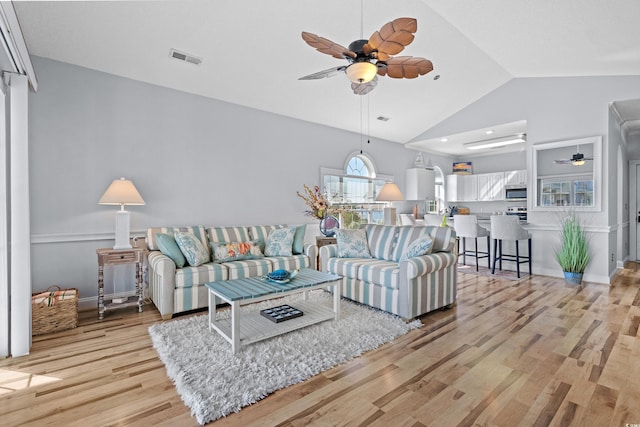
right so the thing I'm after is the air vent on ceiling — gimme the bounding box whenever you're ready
[377,116,390,122]
[169,48,202,65]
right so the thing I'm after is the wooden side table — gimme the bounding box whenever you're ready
[315,236,337,271]
[97,247,144,319]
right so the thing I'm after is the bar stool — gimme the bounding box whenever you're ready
[424,213,443,226]
[453,215,490,271]
[490,215,531,278]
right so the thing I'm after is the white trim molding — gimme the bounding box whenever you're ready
[31,230,147,244]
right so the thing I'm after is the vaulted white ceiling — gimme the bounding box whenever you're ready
[12,0,640,152]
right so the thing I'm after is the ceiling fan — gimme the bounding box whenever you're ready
[299,17,433,95]
[553,148,594,166]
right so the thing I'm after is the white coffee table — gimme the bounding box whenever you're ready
[205,268,342,353]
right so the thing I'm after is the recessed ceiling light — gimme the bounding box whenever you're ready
[441,138,448,142]
[485,130,494,135]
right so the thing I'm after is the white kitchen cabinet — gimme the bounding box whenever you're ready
[447,172,507,202]
[461,175,478,201]
[446,174,478,202]
[505,169,527,187]
[446,174,461,202]
[405,168,435,200]
[477,172,505,201]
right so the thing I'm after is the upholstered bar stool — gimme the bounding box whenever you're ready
[423,213,443,226]
[453,215,490,271]
[490,215,532,278]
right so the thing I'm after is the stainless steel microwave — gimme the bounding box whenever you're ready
[505,187,527,200]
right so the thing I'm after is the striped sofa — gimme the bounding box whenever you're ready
[319,224,457,319]
[146,225,316,319]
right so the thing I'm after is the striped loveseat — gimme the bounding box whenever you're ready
[319,224,457,319]
[146,225,316,319]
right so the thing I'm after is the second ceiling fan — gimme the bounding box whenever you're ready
[299,17,434,95]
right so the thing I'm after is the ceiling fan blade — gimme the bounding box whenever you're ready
[378,56,433,79]
[351,76,378,95]
[299,66,346,80]
[301,32,356,60]
[554,159,572,164]
[366,17,417,58]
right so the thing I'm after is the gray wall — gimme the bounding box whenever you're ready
[28,57,436,305]
[411,75,640,282]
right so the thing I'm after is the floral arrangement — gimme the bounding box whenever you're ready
[297,184,336,220]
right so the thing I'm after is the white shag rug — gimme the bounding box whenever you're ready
[148,291,421,425]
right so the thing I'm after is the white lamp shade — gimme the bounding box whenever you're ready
[99,178,145,207]
[376,183,404,202]
[345,62,378,84]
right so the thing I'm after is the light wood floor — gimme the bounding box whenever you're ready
[2,264,640,426]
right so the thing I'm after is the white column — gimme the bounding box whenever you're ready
[9,73,30,356]
[0,83,7,358]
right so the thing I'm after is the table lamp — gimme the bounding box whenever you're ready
[99,177,145,249]
[376,183,404,225]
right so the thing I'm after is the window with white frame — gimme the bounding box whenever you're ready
[427,165,445,213]
[321,152,393,228]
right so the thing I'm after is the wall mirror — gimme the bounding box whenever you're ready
[531,135,602,211]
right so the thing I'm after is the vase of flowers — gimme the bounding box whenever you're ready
[297,184,340,237]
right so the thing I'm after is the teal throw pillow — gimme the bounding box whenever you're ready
[156,233,186,268]
[265,226,296,257]
[337,229,372,258]
[400,235,433,261]
[174,231,210,266]
[292,224,307,254]
[210,240,264,263]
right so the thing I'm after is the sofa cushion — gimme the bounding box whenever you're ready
[147,226,207,252]
[399,235,433,261]
[429,226,456,252]
[390,226,431,262]
[336,229,372,258]
[174,231,210,267]
[210,240,264,263]
[357,260,400,289]
[249,224,287,253]
[175,262,228,288]
[265,226,296,256]
[292,224,307,255]
[156,233,186,268]
[207,226,251,244]
[326,257,381,278]
[224,258,273,280]
[266,255,310,271]
[362,224,397,261]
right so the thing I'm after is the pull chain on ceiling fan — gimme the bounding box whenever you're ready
[299,14,434,95]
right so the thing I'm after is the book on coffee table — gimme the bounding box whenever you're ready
[260,305,303,323]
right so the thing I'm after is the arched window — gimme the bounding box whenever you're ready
[346,155,372,177]
[320,152,392,227]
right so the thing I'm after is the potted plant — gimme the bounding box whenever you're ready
[555,211,589,284]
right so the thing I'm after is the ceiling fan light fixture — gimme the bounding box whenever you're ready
[572,159,586,166]
[346,62,377,84]
[464,134,526,151]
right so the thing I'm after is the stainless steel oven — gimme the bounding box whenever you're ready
[506,206,527,221]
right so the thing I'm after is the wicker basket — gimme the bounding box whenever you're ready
[32,286,79,335]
